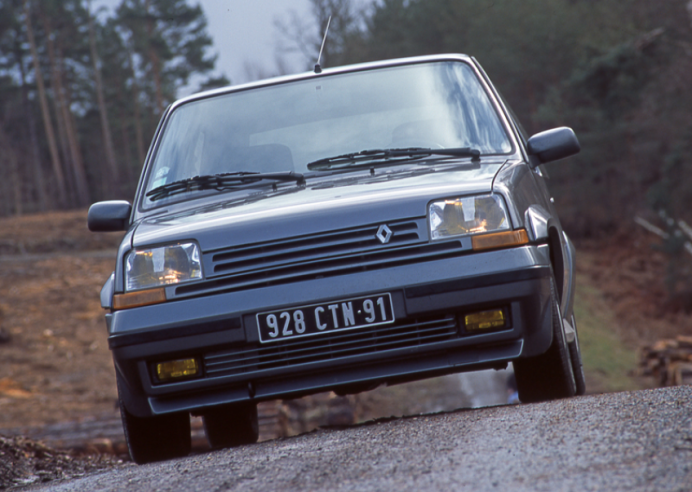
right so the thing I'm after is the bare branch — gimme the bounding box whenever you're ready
[685,242,692,257]
[678,220,692,241]
[634,216,669,239]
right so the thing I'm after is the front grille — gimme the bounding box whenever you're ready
[207,219,422,278]
[178,240,462,296]
[203,314,459,379]
[175,218,467,297]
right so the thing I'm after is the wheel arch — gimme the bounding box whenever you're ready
[524,205,576,317]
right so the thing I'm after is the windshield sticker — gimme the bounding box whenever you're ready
[152,166,170,189]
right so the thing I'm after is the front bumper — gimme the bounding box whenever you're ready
[109,244,554,417]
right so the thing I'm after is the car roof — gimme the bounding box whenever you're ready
[170,53,477,112]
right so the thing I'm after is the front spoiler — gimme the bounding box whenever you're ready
[147,340,524,415]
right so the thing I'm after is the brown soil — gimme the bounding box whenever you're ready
[0,211,123,430]
[0,435,121,489]
[0,210,690,487]
[0,210,121,256]
[577,228,692,347]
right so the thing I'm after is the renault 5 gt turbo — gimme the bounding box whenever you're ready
[88,54,585,464]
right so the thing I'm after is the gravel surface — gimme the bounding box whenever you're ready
[0,436,120,489]
[27,386,692,492]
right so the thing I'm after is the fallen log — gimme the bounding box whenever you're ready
[639,335,692,386]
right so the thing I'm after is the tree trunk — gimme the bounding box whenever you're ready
[0,127,23,216]
[23,0,67,208]
[42,11,90,207]
[87,0,119,192]
[17,39,47,211]
[115,82,135,185]
[126,44,146,165]
[61,72,90,206]
[41,10,79,206]
[145,0,165,115]
[0,155,8,215]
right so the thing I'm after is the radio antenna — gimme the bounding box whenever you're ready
[314,15,332,74]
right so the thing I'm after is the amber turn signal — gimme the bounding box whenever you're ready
[472,229,529,251]
[113,287,166,310]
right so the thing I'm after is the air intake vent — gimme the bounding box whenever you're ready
[209,220,421,277]
[173,218,467,297]
[176,239,462,297]
[204,314,458,378]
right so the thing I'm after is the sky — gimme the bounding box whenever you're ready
[190,0,314,84]
[94,0,315,88]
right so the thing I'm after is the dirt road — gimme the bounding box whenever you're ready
[28,386,692,492]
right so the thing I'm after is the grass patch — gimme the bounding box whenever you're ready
[574,273,647,393]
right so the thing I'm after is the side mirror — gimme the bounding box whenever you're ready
[88,200,132,232]
[527,127,580,164]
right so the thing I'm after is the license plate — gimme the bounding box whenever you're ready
[257,293,395,343]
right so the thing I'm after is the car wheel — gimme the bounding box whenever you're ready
[203,402,259,449]
[567,314,586,396]
[118,397,191,464]
[514,279,577,403]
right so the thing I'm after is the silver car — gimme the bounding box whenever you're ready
[89,54,584,464]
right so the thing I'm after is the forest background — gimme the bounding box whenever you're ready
[1,0,691,240]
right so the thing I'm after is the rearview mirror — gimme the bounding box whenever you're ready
[87,200,132,232]
[527,127,580,164]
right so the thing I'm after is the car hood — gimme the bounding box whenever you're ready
[132,161,506,251]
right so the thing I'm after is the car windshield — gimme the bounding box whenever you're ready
[144,61,512,207]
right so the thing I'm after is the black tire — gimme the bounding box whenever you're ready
[514,279,577,403]
[568,314,587,396]
[203,403,259,449]
[119,399,191,464]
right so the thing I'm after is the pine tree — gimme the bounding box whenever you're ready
[117,0,217,115]
[23,0,68,208]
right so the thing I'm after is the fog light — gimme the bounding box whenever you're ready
[156,358,199,381]
[465,309,506,331]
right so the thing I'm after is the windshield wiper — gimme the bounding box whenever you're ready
[146,171,305,201]
[306,147,480,171]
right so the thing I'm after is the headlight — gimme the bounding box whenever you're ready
[125,243,202,291]
[429,194,510,240]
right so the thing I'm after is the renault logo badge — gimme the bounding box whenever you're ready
[376,224,393,244]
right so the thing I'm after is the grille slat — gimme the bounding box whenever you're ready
[206,219,422,278]
[204,318,454,369]
[172,218,469,298]
[213,232,420,275]
[203,314,459,378]
[212,225,418,261]
[178,240,461,296]
[212,221,420,260]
